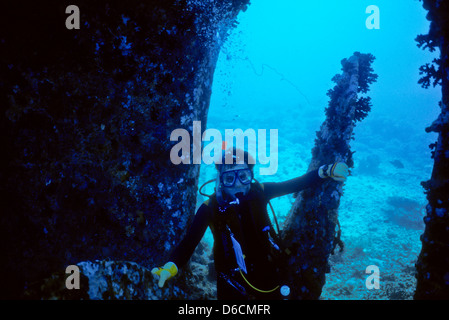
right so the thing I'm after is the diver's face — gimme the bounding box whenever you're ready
[220,164,252,199]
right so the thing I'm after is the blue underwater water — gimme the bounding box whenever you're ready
[197,0,441,300]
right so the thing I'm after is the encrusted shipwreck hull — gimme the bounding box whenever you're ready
[0,1,248,299]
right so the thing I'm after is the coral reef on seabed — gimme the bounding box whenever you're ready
[24,240,216,300]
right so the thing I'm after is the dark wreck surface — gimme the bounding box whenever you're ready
[0,0,249,299]
[414,0,449,300]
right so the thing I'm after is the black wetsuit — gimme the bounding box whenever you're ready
[169,169,323,299]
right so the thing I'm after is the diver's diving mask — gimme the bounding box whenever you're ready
[220,168,253,187]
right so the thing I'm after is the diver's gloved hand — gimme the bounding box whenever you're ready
[319,162,349,182]
[151,262,178,288]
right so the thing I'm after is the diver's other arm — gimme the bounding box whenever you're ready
[318,162,349,182]
[262,169,322,199]
[262,162,349,200]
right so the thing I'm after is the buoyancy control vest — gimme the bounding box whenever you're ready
[205,182,288,293]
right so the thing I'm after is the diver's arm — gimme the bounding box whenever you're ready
[152,202,211,288]
[262,169,322,200]
[262,162,349,200]
[168,202,211,268]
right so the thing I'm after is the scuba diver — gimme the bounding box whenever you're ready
[152,148,349,300]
